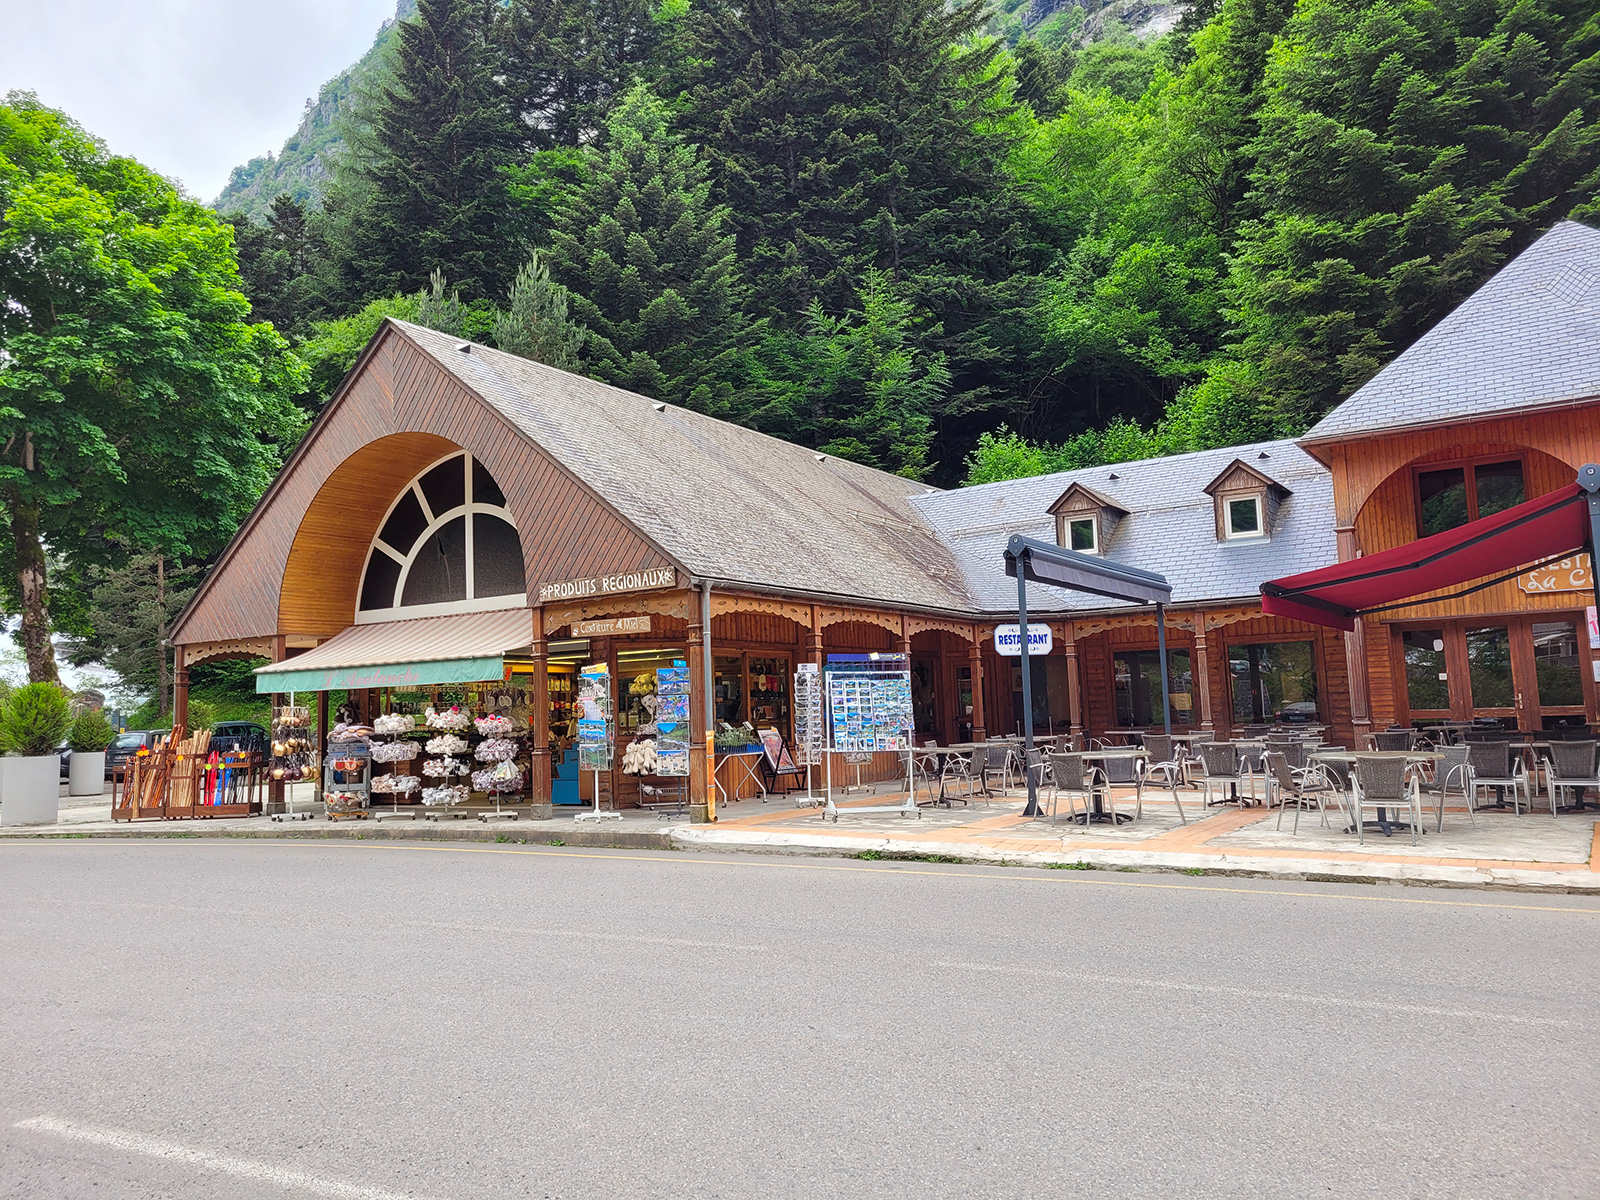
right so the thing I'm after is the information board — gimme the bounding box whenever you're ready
[577,665,613,770]
[825,654,912,752]
[653,663,691,777]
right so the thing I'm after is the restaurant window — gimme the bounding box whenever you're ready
[1532,620,1584,708]
[359,452,527,620]
[1224,496,1263,540]
[712,656,744,724]
[1228,641,1317,724]
[1416,460,1524,537]
[1402,629,1449,711]
[1113,649,1192,728]
[1010,658,1069,733]
[1067,518,1098,554]
[1465,625,1515,709]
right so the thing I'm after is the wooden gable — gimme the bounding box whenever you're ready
[1203,457,1292,539]
[173,325,681,647]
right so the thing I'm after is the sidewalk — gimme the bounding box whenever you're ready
[9,780,1600,892]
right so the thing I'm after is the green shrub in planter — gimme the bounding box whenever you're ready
[0,683,72,757]
[68,708,117,753]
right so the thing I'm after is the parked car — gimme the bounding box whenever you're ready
[1274,701,1319,724]
[106,730,159,779]
[208,721,268,755]
[58,742,71,779]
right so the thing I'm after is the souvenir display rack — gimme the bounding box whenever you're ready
[269,702,319,822]
[617,662,690,817]
[820,654,918,823]
[369,712,420,820]
[576,665,620,822]
[323,740,371,821]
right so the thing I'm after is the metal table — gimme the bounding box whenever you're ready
[715,750,769,805]
[1309,750,1443,836]
[1075,748,1147,825]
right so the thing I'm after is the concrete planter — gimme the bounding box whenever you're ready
[0,754,61,826]
[68,750,106,797]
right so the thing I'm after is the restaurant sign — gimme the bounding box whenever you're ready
[994,623,1054,657]
[538,567,676,604]
[1520,553,1593,594]
[571,616,652,637]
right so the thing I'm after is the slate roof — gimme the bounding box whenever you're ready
[1303,221,1600,444]
[908,440,1336,614]
[395,322,972,614]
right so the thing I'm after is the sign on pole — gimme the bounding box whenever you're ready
[994,623,1053,657]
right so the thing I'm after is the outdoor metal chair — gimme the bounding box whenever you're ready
[938,747,977,804]
[1138,734,1190,823]
[1045,752,1102,826]
[1266,751,1340,834]
[1373,730,1412,752]
[971,744,1003,804]
[1466,741,1531,814]
[1098,752,1145,824]
[1542,741,1599,816]
[1417,743,1473,831]
[1350,756,1423,846]
[1196,741,1254,807]
[1244,724,1271,738]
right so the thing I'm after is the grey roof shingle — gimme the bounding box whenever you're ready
[400,323,1337,618]
[1303,221,1600,443]
[908,440,1337,614]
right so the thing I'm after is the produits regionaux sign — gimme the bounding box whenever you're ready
[537,567,677,604]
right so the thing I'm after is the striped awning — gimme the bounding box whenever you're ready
[254,608,536,694]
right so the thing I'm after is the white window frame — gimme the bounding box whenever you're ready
[356,451,527,624]
[1066,516,1100,555]
[1223,494,1265,541]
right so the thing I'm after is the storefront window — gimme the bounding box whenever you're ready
[747,656,791,731]
[1417,460,1524,536]
[713,656,743,724]
[912,657,937,735]
[1532,620,1584,707]
[616,647,690,735]
[1228,641,1317,723]
[1466,625,1514,709]
[1113,650,1192,728]
[1402,629,1449,711]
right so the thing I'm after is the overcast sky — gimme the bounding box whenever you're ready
[2,0,399,202]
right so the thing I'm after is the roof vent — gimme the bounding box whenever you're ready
[1107,472,1120,480]
[455,343,471,354]
[1258,451,1271,460]
[815,454,829,463]
[652,402,666,412]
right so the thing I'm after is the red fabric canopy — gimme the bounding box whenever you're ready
[1261,483,1588,631]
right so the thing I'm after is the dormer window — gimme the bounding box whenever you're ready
[1048,482,1127,556]
[1067,517,1099,554]
[1225,496,1263,540]
[1204,459,1290,544]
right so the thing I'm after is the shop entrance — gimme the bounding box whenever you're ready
[1395,614,1593,731]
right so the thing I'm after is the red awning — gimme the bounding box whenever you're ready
[1261,483,1589,631]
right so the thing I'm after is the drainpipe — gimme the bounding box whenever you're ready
[701,580,715,822]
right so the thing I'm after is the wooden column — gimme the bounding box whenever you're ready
[528,606,551,811]
[688,607,710,822]
[808,605,824,790]
[1193,611,1214,733]
[1337,526,1374,746]
[896,615,911,657]
[968,632,987,741]
[1063,622,1082,738]
[173,647,189,732]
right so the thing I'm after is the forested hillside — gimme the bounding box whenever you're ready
[218,0,1599,491]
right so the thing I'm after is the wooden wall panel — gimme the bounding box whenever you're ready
[176,328,678,646]
[711,612,808,648]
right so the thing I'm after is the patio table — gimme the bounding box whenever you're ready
[1308,750,1444,836]
[715,750,769,806]
[915,744,984,808]
[1077,748,1148,825]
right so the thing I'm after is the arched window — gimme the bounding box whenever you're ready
[356,452,526,622]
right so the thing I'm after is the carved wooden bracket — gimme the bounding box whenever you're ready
[904,615,976,642]
[179,638,276,666]
[544,590,693,635]
[710,594,813,626]
[818,606,903,635]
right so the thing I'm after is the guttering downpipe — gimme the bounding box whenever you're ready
[700,579,715,821]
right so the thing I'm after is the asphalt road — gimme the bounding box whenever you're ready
[2,841,1598,1199]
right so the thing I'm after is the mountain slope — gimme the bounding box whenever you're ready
[213,0,416,221]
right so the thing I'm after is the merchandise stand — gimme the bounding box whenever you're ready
[323,741,371,821]
[270,698,318,822]
[576,664,621,822]
[370,715,421,821]
[819,654,919,823]
[792,664,825,808]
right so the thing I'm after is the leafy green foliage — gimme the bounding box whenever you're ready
[68,707,116,753]
[64,555,197,720]
[0,682,71,757]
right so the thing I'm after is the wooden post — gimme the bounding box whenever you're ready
[529,605,551,813]
[173,646,189,732]
[688,601,710,822]
[1063,621,1082,738]
[1193,611,1214,733]
[1337,526,1374,747]
[896,615,911,657]
[969,633,987,741]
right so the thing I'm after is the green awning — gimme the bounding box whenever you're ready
[254,609,534,694]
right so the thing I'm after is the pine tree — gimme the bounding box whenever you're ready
[339,0,521,303]
[413,269,469,337]
[550,83,741,411]
[492,250,587,369]
[499,0,665,150]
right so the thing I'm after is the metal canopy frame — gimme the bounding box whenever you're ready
[1004,535,1175,817]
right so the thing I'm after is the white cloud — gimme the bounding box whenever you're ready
[1,0,398,201]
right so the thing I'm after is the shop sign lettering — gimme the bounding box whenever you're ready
[571,616,652,636]
[1520,554,1592,594]
[994,623,1054,656]
[538,567,676,603]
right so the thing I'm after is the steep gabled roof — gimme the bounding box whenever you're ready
[393,322,973,614]
[1303,221,1600,446]
[1203,458,1291,498]
[1048,481,1127,515]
